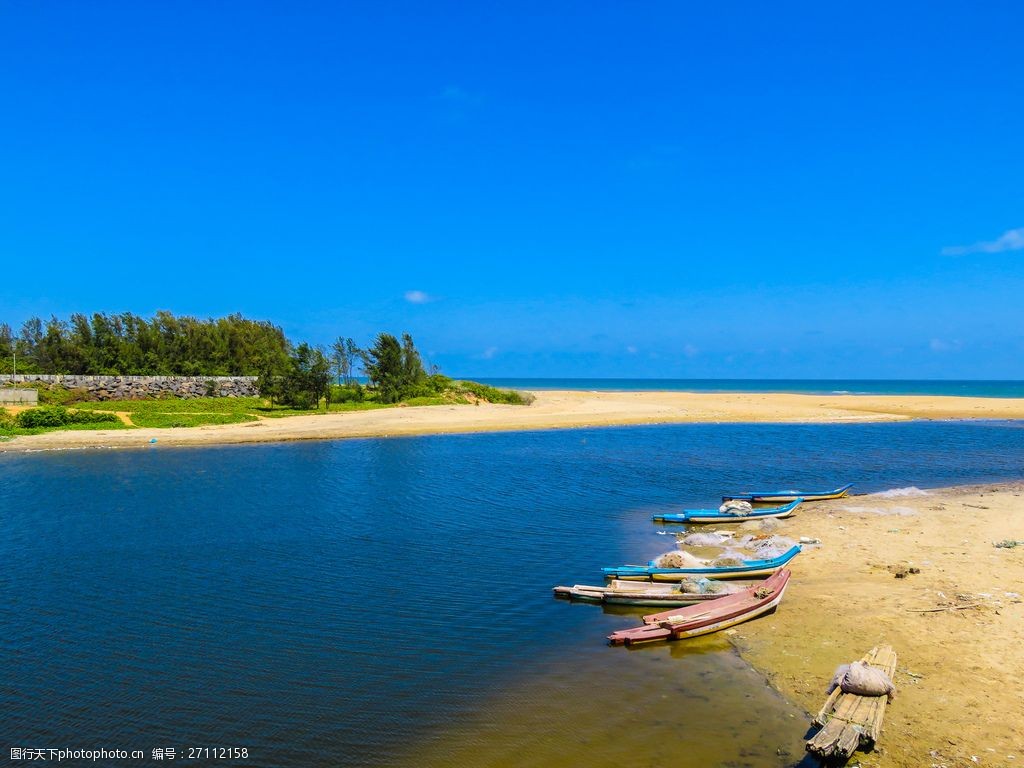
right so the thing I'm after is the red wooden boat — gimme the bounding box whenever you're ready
[607,568,792,646]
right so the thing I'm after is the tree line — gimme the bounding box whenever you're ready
[1,312,438,409]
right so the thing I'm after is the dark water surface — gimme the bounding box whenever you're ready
[3,422,1024,767]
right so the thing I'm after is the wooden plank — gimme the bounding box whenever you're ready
[806,645,897,759]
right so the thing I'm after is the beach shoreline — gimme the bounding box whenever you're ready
[4,389,1024,453]
[726,482,1024,767]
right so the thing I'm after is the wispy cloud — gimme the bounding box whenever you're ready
[481,346,498,360]
[942,227,1024,256]
[404,290,434,304]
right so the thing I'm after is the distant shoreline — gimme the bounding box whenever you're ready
[4,389,1024,453]
[474,378,1024,398]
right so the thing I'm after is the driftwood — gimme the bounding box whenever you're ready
[907,603,980,613]
[806,645,897,761]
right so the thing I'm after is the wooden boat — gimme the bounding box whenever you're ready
[601,545,801,582]
[552,579,752,607]
[806,646,897,760]
[653,499,802,524]
[722,483,853,503]
[607,569,792,645]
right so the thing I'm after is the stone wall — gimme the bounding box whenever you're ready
[0,374,259,401]
[0,387,39,405]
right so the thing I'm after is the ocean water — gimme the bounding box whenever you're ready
[3,421,1024,767]
[477,377,1024,397]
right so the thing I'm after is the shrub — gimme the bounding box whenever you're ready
[456,381,534,405]
[329,383,365,403]
[16,405,119,428]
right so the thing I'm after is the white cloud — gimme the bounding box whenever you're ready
[481,346,498,360]
[625,345,638,355]
[942,227,1024,256]
[404,290,433,304]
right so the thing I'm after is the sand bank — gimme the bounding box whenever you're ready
[4,389,1024,452]
[729,483,1024,767]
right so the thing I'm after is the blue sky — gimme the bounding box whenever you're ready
[2,1,1022,378]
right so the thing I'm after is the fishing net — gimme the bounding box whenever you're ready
[678,577,731,594]
[679,532,733,547]
[718,500,753,515]
[741,518,780,532]
[710,555,746,568]
[749,535,798,559]
[654,550,706,569]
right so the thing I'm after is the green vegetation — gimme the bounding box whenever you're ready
[0,406,129,436]
[454,380,536,405]
[71,395,390,428]
[15,405,120,428]
[1,312,534,435]
[0,312,288,376]
[127,412,258,429]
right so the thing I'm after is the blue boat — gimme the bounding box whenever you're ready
[653,499,802,524]
[722,483,853,503]
[601,545,801,582]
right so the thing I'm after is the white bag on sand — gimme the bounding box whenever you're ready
[827,661,895,701]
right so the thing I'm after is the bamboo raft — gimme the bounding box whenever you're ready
[806,645,897,760]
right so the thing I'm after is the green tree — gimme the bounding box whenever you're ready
[401,333,426,389]
[362,333,404,403]
[363,332,426,403]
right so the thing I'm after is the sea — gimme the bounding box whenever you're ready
[3,420,1024,767]
[477,378,1024,397]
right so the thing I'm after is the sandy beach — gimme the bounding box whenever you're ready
[730,483,1024,767]
[5,389,1024,452]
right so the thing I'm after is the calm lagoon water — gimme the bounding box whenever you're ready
[3,421,1024,767]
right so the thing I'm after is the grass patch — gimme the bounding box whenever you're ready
[128,412,258,428]
[76,397,267,415]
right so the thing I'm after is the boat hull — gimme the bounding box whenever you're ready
[654,500,801,524]
[553,581,750,606]
[722,483,853,503]
[608,570,791,646]
[602,546,801,582]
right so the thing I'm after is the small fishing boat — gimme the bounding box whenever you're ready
[601,545,801,582]
[607,569,792,645]
[722,483,853,503]
[552,579,751,607]
[653,499,802,524]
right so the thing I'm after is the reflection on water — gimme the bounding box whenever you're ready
[391,635,816,768]
[2,421,1023,767]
